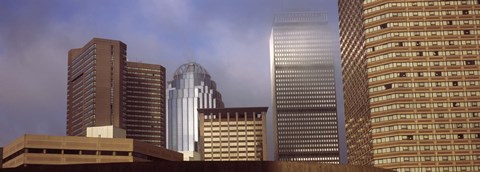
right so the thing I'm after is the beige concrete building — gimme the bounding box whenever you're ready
[198,107,268,161]
[338,0,480,171]
[86,126,126,138]
[1,134,182,168]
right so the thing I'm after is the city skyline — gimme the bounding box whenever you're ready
[0,0,340,160]
[1,0,480,171]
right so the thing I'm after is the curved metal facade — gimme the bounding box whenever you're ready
[167,62,224,157]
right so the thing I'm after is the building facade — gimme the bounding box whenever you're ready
[67,38,166,147]
[124,62,166,147]
[270,11,341,162]
[67,38,126,136]
[338,0,374,165]
[167,62,224,160]
[198,107,268,161]
[1,147,3,169]
[1,134,182,168]
[0,162,394,172]
[338,1,480,171]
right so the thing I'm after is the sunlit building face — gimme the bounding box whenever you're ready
[339,0,480,171]
[270,11,341,163]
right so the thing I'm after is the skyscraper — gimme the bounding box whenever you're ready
[167,62,224,160]
[124,62,166,147]
[67,38,166,147]
[338,0,373,165]
[270,11,341,163]
[67,38,126,136]
[339,1,480,171]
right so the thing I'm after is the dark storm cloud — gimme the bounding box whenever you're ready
[0,0,343,160]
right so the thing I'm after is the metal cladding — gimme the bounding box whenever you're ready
[270,11,341,162]
[167,62,224,155]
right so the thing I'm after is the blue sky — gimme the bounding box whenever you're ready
[0,0,343,160]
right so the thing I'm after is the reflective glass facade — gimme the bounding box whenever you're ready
[339,1,480,171]
[270,11,341,163]
[167,62,224,160]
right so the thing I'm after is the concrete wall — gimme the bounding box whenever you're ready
[86,126,126,138]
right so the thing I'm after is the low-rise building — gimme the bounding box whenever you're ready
[198,107,268,161]
[2,134,182,168]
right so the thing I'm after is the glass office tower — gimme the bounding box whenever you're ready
[270,11,341,163]
[167,62,224,160]
[339,1,480,171]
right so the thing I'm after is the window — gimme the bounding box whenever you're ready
[458,134,464,139]
[82,150,96,155]
[64,150,80,154]
[463,10,469,15]
[447,20,453,25]
[116,151,130,156]
[101,151,114,156]
[385,84,392,89]
[453,102,460,107]
[466,60,475,65]
[46,149,62,154]
[464,30,471,35]
[399,72,406,77]
[416,42,421,46]
[380,23,388,29]
[453,81,458,86]
[418,72,424,77]
[435,72,442,76]
[27,148,44,153]
[433,51,439,56]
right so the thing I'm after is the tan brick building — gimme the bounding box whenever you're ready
[67,38,166,147]
[339,1,480,171]
[198,107,268,161]
[1,134,182,168]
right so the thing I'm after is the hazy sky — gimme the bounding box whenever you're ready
[0,0,342,160]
